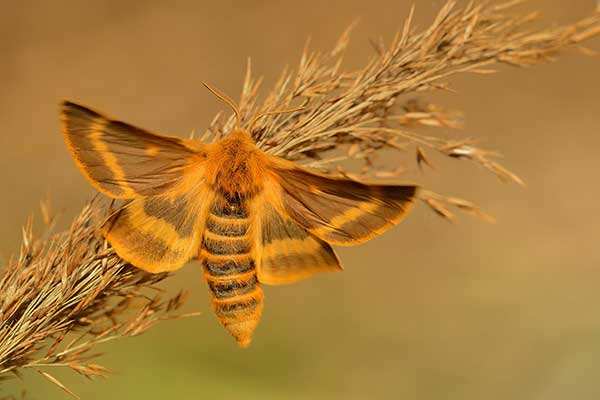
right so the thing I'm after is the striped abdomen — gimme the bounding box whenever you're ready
[200,193,263,347]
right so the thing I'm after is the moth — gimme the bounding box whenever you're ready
[60,87,418,347]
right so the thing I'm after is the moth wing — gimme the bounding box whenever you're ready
[104,189,212,273]
[256,201,342,285]
[265,157,418,246]
[61,101,207,199]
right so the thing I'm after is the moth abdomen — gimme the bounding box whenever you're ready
[207,275,259,299]
[214,296,260,317]
[211,293,263,348]
[201,252,264,347]
[206,215,248,236]
[204,256,254,276]
[203,231,251,256]
[200,193,263,347]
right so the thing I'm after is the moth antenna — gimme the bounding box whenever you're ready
[201,81,242,130]
[248,106,305,133]
[189,128,196,139]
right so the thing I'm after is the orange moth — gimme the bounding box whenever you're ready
[60,86,418,347]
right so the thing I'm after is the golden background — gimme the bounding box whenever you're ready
[1,0,600,398]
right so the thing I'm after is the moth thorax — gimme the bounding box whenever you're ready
[213,130,262,195]
[215,166,256,195]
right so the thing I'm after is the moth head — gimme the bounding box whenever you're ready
[223,128,254,144]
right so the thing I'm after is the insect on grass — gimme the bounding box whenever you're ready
[60,84,418,347]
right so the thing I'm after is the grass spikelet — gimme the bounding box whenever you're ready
[0,202,197,395]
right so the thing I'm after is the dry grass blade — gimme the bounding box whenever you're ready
[419,190,497,224]
[207,0,598,199]
[1,0,599,396]
[38,370,79,400]
[0,202,196,394]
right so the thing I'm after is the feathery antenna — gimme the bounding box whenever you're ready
[202,81,242,130]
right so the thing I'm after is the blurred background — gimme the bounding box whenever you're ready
[1,0,600,399]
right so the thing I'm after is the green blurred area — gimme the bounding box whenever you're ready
[1,0,600,398]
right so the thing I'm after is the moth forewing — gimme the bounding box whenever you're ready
[60,101,207,199]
